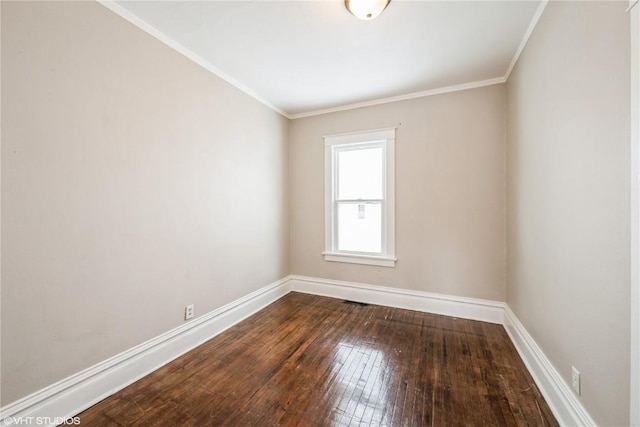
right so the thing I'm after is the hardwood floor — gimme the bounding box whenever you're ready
[76,292,558,426]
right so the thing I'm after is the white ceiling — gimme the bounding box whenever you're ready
[107,0,543,118]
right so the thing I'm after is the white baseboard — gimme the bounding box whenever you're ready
[503,306,596,427]
[289,275,505,324]
[0,276,291,427]
[0,274,595,427]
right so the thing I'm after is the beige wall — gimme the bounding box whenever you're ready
[631,1,640,424]
[290,85,506,301]
[1,1,289,404]
[506,1,630,425]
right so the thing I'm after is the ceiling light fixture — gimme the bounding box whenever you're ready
[344,0,391,21]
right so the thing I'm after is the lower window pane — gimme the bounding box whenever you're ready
[337,203,382,253]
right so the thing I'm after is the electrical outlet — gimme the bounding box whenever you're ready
[185,304,194,320]
[571,366,580,395]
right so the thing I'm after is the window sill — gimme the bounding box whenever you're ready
[322,252,397,267]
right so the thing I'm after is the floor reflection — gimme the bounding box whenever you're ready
[330,341,391,426]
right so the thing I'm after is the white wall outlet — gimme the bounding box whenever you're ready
[184,304,194,320]
[571,366,581,395]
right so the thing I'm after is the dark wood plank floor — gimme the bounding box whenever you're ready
[76,292,558,426]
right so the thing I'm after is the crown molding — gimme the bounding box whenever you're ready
[292,0,548,119]
[99,0,548,121]
[289,77,506,119]
[504,0,549,80]
[97,0,290,119]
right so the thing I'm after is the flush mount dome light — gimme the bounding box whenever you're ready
[345,0,391,20]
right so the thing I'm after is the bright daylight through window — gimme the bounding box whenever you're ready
[323,128,396,267]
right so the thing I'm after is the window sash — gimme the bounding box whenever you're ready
[331,141,386,256]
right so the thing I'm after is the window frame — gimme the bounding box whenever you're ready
[323,127,396,267]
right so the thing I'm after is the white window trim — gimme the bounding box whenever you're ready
[323,127,396,267]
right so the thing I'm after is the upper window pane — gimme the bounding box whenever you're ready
[337,146,383,200]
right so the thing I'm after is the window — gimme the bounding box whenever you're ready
[323,128,396,267]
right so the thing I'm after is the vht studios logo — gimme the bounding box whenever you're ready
[3,416,80,425]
